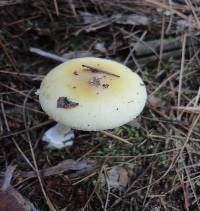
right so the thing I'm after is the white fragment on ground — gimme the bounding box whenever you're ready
[177,20,194,32]
[101,166,129,190]
[35,89,40,95]
[79,11,103,24]
[94,42,106,53]
[42,123,75,149]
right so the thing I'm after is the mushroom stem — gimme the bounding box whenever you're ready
[42,123,74,149]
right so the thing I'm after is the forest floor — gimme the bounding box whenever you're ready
[0,1,200,210]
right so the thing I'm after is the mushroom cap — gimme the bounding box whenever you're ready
[39,57,147,131]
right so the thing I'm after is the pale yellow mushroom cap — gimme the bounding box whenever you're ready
[39,57,147,131]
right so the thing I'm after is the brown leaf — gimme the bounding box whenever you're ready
[20,159,99,178]
[0,165,38,211]
[101,166,129,190]
[0,189,38,211]
[57,97,79,109]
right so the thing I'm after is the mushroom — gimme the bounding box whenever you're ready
[38,57,147,148]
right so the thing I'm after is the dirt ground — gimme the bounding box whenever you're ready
[0,1,200,210]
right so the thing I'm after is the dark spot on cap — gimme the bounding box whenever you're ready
[102,84,109,88]
[88,77,101,87]
[116,108,119,111]
[73,71,79,75]
[57,97,79,109]
[72,86,76,89]
[128,100,134,103]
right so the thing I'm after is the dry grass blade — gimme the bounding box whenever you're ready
[1,165,16,191]
[0,0,24,6]
[0,119,53,140]
[177,33,187,118]
[172,106,200,113]
[100,130,133,145]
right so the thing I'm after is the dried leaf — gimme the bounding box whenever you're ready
[0,189,38,211]
[57,97,79,109]
[0,165,38,211]
[20,159,99,178]
[101,166,129,190]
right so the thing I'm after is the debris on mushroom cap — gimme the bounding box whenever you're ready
[39,57,147,131]
[57,97,79,109]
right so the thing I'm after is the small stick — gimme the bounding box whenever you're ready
[1,165,16,191]
[177,33,187,118]
[171,106,200,114]
[30,47,66,62]
[100,130,133,145]
[82,64,120,78]
[0,99,45,115]
[0,69,44,79]
[0,119,53,140]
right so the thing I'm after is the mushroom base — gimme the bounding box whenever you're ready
[42,123,75,149]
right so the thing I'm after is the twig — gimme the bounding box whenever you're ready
[104,166,111,211]
[0,99,45,115]
[123,30,147,65]
[185,0,200,29]
[0,82,38,102]
[171,106,200,114]
[0,69,44,79]
[157,15,165,73]
[82,64,120,78]
[150,72,179,96]
[30,47,66,62]
[177,33,187,118]
[23,89,56,211]
[90,147,181,158]
[100,130,133,145]
[0,38,18,72]
[179,114,200,155]
[53,0,59,16]
[0,119,53,140]
[1,165,16,191]
[77,143,102,161]
[0,98,35,170]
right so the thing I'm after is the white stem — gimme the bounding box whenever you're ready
[42,123,74,149]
